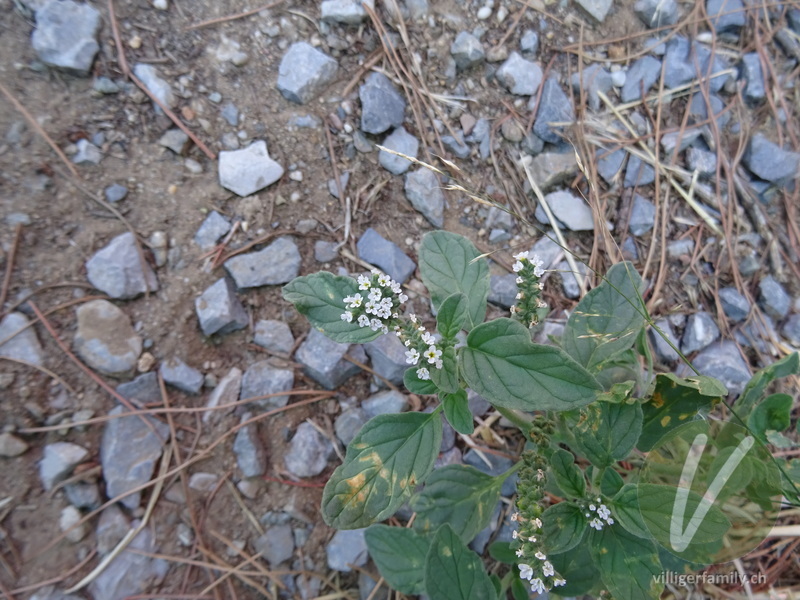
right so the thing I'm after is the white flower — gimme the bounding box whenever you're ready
[511,513,519,521]
[528,535,537,542]
[405,349,420,365]
[416,367,430,380]
[390,281,402,294]
[358,315,370,328]
[589,518,604,531]
[530,578,545,594]
[531,254,545,277]
[514,250,529,261]
[553,578,567,587]
[589,504,596,511]
[606,517,615,525]
[398,293,408,303]
[404,340,411,347]
[368,288,383,302]
[534,551,546,561]
[518,564,534,581]
[434,359,443,369]
[516,276,524,284]
[357,275,371,290]
[532,518,542,529]
[542,561,554,577]
[344,293,363,308]
[536,468,545,481]
[341,311,353,322]
[421,331,435,345]
[515,548,524,557]
[596,497,602,502]
[409,314,417,323]
[597,504,611,520]
[512,530,519,539]
[424,345,442,364]
[513,260,525,273]
[364,301,376,315]
[377,274,391,287]
[370,318,383,331]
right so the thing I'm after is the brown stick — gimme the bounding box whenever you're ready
[0,224,22,315]
[184,0,285,31]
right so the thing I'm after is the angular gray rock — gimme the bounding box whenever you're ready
[74,300,142,376]
[284,422,333,478]
[314,240,339,263]
[0,432,29,457]
[224,237,301,288]
[624,155,655,188]
[219,141,284,197]
[688,93,729,129]
[520,30,539,55]
[359,72,406,134]
[39,442,89,491]
[0,312,45,367]
[101,405,168,509]
[496,52,542,95]
[555,260,589,299]
[335,408,368,445]
[441,133,470,159]
[735,313,779,354]
[596,147,626,184]
[195,278,248,336]
[782,314,800,346]
[662,36,695,89]
[569,64,612,111]
[708,0,745,33]
[489,273,518,308]
[758,276,791,320]
[356,228,416,284]
[65,481,101,510]
[86,232,159,299]
[686,147,717,177]
[133,63,176,110]
[296,328,364,390]
[450,31,485,71]
[629,194,656,236]
[741,53,766,103]
[743,134,800,184]
[158,129,189,154]
[681,341,751,396]
[363,333,408,385]
[532,78,574,144]
[160,357,204,394]
[240,360,294,409]
[104,183,128,203]
[363,390,409,417]
[321,0,374,24]
[648,318,680,362]
[378,127,419,175]
[719,287,750,322]
[539,190,594,231]
[681,311,720,354]
[73,139,103,165]
[254,524,295,566]
[661,128,702,154]
[31,0,101,76]
[96,505,130,555]
[277,42,338,104]
[621,56,661,102]
[254,320,294,354]
[404,168,444,227]
[634,0,679,28]
[326,529,368,572]
[527,151,579,193]
[575,0,613,22]
[233,413,266,477]
[194,211,232,250]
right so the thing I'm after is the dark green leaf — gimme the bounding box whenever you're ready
[736,352,799,419]
[437,293,469,339]
[490,574,502,598]
[588,523,663,600]
[549,448,586,498]
[424,524,496,600]
[364,525,430,595]
[562,262,646,371]
[610,484,651,539]
[571,401,643,468]
[430,346,459,394]
[460,318,601,411]
[542,502,588,554]
[488,541,517,564]
[550,545,602,596]
[749,393,793,441]
[282,272,383,343]
[601,468,625,496]
[511,576,530,600]
[322,412,442,529]
[411,464,503,543]
[419,231,489,331]
[596,381,636,404]
[637,374,724,452]
[404,367,438,395]
[441,389,474,435]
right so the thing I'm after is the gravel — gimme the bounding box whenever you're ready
[680,341,751,396]
[744,133,800,184]
[569,64,612,111]
[488,274,517,308]
[195,277,249,336]
[520,30,539,55]
[708,0,746,33]
[378,127,419,175]
[72,139,103,165]
[758,275,791,320]
[86,232,159,299]
[621,56,661,102]
[39,443,89,490]
[31,0,101,75]
[575,0,613,22]
[284,422,333,478]
[538,190,594,231]
[741,53,766,103]
[295,328,365,390]
[277,42,338,104]
[0,432,29,457]
[634,0,679,28]
[218,140,285,197]
[253,319,294,354]
[496,52,542,95]
[0,312,45,367]
[681,311,721,354]
[356,228,416,284]
[133,63,176,111]
[233,413,267,477]
[782,314,800,345]
[335,408,369,445]
[326,529,369,572]
[203,367,241,424]
[240,360,295,409]
[159,357,204,394]
[526,151,579,193]
[73,299,142,376]
[158,128,189,154]
[104,183,128,203]
[596,147,626,184]
[629,194,656,236]
[450,31,486,71]
[404,167,444,227]
[648,319,681,362]
[321,0,374,24]
[194,211,232,250]
[359,72,406,134]
[254,524,295,566]
[314,240,339,262]
[532,77,574,144]
[362,390,409,417]
[363,332,409,385]
[719,287,751,322]
[624,155,656,188]
[224,236,301,288]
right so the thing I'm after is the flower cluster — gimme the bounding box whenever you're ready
[394,314,443,381]
[341,269,408,335]
[584,498,615,531]
[510,251,548,327]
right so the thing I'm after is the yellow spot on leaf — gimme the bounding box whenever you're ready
[661,416,671,427]
[651,392,664,409]
[441,547,453,557]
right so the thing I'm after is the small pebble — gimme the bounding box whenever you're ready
[477,5,492,19]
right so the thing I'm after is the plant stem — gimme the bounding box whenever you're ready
[494,405,535,434]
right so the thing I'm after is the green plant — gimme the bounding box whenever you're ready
[283,230,800,599]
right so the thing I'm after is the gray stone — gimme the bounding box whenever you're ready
[621,56,661,102]
[735,313,779,354]
[634,0,679,28]
[663,36,695,89]
[378,127,419,175]
[254,320,294,354]
[686,147,717,177]
[157,128,189,154]
[296,328,364,390]
[758,276,791,320]
[611,70,626,87]
[353,130,373,152]
[255,524,295,566]
[489,229,511,243]
[527,151,579,192]
[532,78,574,144]
[681,311,720,354]
[219,141,284,196]
[321,0,374,23]
[28,587,83,600]
[0,432,29,457]
[359,72,406,134]
[86,232,159,299]
[224,237,301,288]
[92,76,119,95]
[335,408,368,445]
[486,206,515,230]
[520,30,539,55]
[364,333,408,385]
[277,42,338,104]
[450,31,485,71]
[596,147,626,184]
[221,103,239,126]
[688,93,729,129]
[327,529,368,572]
[488,274,517,308]
[629,194,655,236]
[39,443,88,490]
[496,52,542,96]
[406,0,429,19]
[624,155,655,188]
[104,183,128,203]
[74,300,142,376]
[189,472,219,492]
[89,525,168,600]
[285,422,333,478]
[234,413,266,477]
[463,449,516,496]
[160,357,203,394]
[194,211,232,250]
[363,390,408,417]
[240,360,294,409]
[555,260,589,299]
[667,238,695,258]
[441,133,470,159]
[31,0,100,75]
[65,481,101,510]
[195,278,248,336]
[648,318,680,362]
[315,240,339,263]
[101,405,168,509]
[59,506,87,541]
[681,341,751,396]
[661,129,702,154]
[0,312,45,367]
[328,171,350,198]
[741,53,766,103]
[116,372,160,408]
[133,63,176,110]
[781,314,800,346]
[693,43,731,93]
[569,64,612,111]
[532,235,563,268]
[96,505,129,555]
[203,367,241,424]
[708,0,745,33]
[540,190,594,231]
[356,228,416,283]
[405,168,444,227]
[501,119,525,143]
[72,139,102,165]
[576,0,613,22]
[719,287,750,322]
[744,134,800,184]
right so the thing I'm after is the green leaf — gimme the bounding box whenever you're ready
[441,389,474,435]
[511,576,530,600]
[419,231,489,331]
[736,352,799,419]
[437,293,469,339]
[601,468,625,496]
[488,541,517,564]
[749,393,793,441]
[322,412,442,529]
[596,381,636,403]
[570,401,643,468]
[424,524,496,600]
[404,367,438,395]
[589,523,663,600]
[637,374,724,452]
[364,525,430,595]
[460,318,601,411]
[562,262,647,372]
[542,502,588,554]
[282,272,383,344]
[550,545,601,596]
[549,448,586,498]
[411,465,503,543]
[610,484,652,540]
[430,346,459,394]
